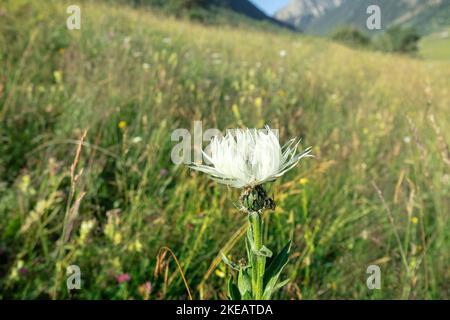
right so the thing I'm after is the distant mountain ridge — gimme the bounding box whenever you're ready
[130,0,295,30]
[275,0,344,31]
[210,0,295,29]
[275,0,450,34]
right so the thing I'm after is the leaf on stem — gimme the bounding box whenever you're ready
[262,240,292,299]
[228,277,241,300]
[238,268,252,298]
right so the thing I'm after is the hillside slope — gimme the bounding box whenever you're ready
[276,0,450,34]
[129,0,295,30]
[211,0,295,29]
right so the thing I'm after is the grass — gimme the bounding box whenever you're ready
[0,0,449,300]
[420,27,450,61]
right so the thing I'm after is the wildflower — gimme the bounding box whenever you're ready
[411,217,419,224]
[19,175,31,194]
[104,211,121,245]
[254,97,263,108]
[127,239,143,252]
[299,177,309,186]
[189,126,312,300]
[330,282,337,291]
[19,267,29,277]
[9,260,25,281]
[231,104,241,122]
[113,232,122,245]
[116,273,131,284]
[111,257,121,271]
[279,50,287,58]
[79,219,96,245]
[131,136,143,144]
[134,239,143,252]
[138,282,152,299]
[118,121,127,129]
[142,63,150,70]
[53,70,63,84]
[361,229,369,240]
[190,126,312,189]
[215,269,225,278]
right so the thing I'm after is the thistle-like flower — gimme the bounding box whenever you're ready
[190,126,312,189]
[189,126,312,300]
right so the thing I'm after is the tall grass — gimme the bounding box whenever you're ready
[0,0,449,299]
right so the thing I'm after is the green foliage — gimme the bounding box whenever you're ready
[330,26,422,56]
[225,214,291,300]
[262,241,291,300]
[375,26,421,54]
[331,27,371,48]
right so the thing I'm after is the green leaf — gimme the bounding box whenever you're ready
[273,278,291,292]
[228,277,241,300]
[252,245,273,258]
[246,217,255,245]
[242,291,252,300]
[262,240,291,300]
[245,228,255,267]
[238,268,252,297]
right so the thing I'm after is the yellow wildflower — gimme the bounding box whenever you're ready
[254,97,263,108]
[113,232,122,245]
[118,121,127,129]
[215,269,225,278]
[53,70,63,84]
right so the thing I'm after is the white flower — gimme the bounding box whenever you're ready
[190,126,312,188]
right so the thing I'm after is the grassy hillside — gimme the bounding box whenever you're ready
[0,0,449,299]
[420,27,450,61]
[114,0,295,31]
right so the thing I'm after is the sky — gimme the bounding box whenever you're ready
[250,0,291,16]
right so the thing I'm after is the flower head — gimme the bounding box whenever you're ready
[118,121,127,129]
[138,281,152,299]
[190,126,312,188]
[116,273,131,284]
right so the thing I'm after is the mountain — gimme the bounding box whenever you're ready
[275,0,450,35]
[130,0,295,30]
[210,0,295,30]
[275,0,344,31]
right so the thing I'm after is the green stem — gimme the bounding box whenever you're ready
[250,212,265,300]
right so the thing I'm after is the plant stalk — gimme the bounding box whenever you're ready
[250,212,265,300]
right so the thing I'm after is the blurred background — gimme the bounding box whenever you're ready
[0,0,449,299]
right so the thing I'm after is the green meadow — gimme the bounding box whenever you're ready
[0,0,449,299]
[420,27,450,61]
